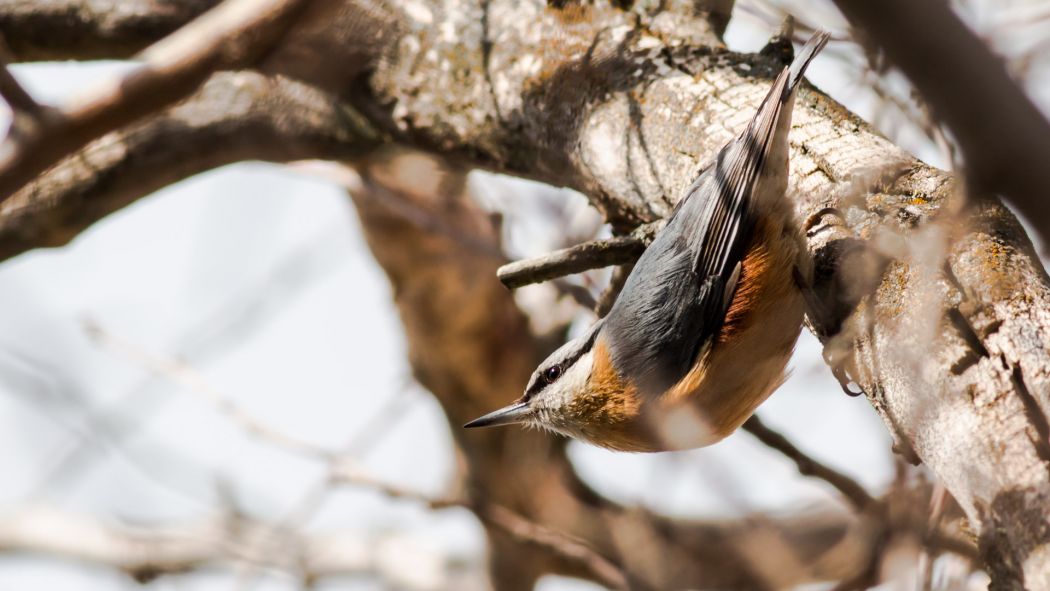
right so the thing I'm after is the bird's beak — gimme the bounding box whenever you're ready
[463,400,531,429]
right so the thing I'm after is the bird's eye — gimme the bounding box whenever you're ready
[543,366,562,383]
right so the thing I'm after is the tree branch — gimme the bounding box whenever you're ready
[0,38,40,115]
[743,415,876,511]
[0,71,379,263]
[0,0,220,62]
[830,0,1050,250]
[0,505,473,588]
[497,235,646,289]
[84,319,339,462]
[331,465,631,591]
[0,0,316,203]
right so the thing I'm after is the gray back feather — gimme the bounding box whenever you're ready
[601,31,829,397]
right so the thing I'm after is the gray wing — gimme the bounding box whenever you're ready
[602,145,767,397]
[602,32,828,398]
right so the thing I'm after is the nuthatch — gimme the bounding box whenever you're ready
[466,31,830,451]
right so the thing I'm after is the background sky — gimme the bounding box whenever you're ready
[0,1,1041,589]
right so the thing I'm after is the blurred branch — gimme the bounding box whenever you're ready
[0,0,316,204]
[230,386,422,590]
[830,0,1050,247]
[743,415,875,511]
[594,263,633,317]
[332,464,630,591]
[476,504,629,591]
[0,39,40,116]
[35,227,352,496]
[0,505,474,588]
[0,71,378,264]
[0,1,220,61]
[84,319,339,461]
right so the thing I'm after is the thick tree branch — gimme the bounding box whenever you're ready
[0,0,316,203]
[0,1,219,61]
[830,0,1050,250]
[0,71,379,263]
[0,39,40,115]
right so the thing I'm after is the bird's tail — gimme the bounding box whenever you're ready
[744,29,829,164]
[788,30,830,93]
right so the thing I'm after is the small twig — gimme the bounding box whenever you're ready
[83,319,337,461]
[552,278,598,309]
[743,415,876,511]
[497,236,645,289]
[0,505,468,587]
[331,464,630,590]
[917,482,947,590]
[595,262,634,317]
[233,386,420,590]
[475,504,630,591]
[0,37,41,116]
[0,0,314,202]
[923,528,978,561]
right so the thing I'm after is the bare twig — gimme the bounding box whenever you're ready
[552,279,598,310]
[475,504,630,591]
[497,236,646,289]
[83,319,337,461]
[743,415,876,511]
[331,465,630,591]
[0,0,315,203]
[232,386,420,590]
[595,262,634,317]
[0,505,472,587]
[0,71,376,264]
[34,225,353,494]
[0,38,41,116]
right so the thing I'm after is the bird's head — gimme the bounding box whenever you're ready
[465,320,657,451]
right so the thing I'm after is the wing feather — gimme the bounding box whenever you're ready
[602,32,828,398]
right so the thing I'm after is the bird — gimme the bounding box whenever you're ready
[465,31,830,451]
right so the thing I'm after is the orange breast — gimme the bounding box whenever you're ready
[662,218,805,443]
[563,219,804,451]
[568,339,641,424]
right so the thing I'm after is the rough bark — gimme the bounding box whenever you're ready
[0,0,1044,587]
[0,0,219,61]
[0,71,379,262]
[830,0,1050,253]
